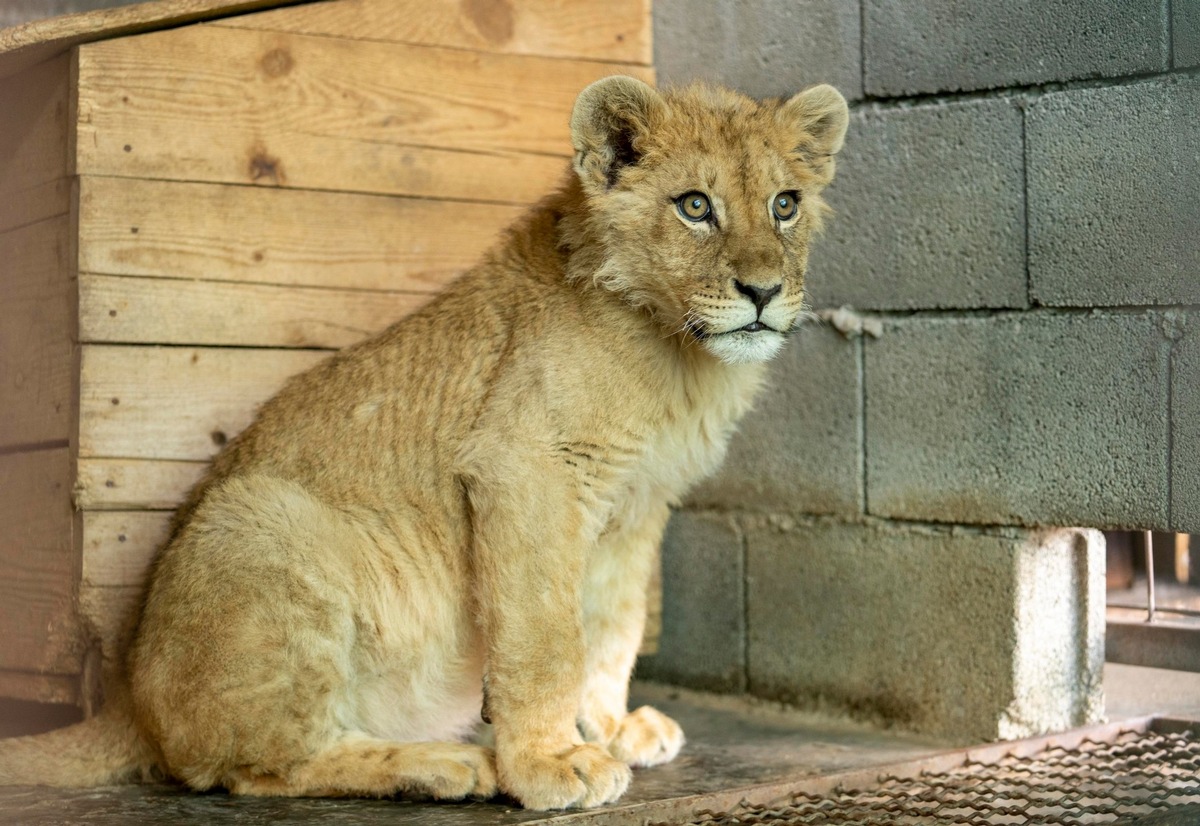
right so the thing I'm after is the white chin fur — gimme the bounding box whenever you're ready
[701,330,785,364]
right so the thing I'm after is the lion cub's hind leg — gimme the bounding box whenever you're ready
[225,736,497,800]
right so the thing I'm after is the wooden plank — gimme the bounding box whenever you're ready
[82,511,171,588]
[0,55,70,231]
[0,0,309,81]
[0,449,81,674]
[76,458,205,510]
[0,216,75,450]
[80,273,431,348]
[79,344,329,461]
[220,0,652,65]
[0,670,79,705]
[78,176,520,290]
[74,24,647,199]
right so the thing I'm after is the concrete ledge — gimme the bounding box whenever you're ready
[746,518,1105,743]
[863,0,1168,96]
[652,0,863,100]
[637,511,745,692]
[1027,76,1200,307]
[687,324,862,516]
[865,312,1171,529]
[806,98,1026,311]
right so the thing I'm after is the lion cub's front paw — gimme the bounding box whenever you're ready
[606,706,685,768]
[500,743,631,810]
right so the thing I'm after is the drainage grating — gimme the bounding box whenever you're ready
[667,724,1200,826]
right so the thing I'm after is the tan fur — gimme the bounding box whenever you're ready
[0,77,847,809]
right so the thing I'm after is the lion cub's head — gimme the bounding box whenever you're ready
[569,77,848,365]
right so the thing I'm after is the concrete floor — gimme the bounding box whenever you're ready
[0,667,1195,824]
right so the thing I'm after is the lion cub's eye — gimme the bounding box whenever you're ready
[676,191,712,222]
[773,192,800,221]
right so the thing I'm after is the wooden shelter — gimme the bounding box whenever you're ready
[0,0,653,708]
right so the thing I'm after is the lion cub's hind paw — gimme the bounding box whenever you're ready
[502,743,631,810]
[607,706,684,768]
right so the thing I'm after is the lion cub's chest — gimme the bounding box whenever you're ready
[601,368,762,531]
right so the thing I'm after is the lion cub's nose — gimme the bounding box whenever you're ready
[734,280,782,315]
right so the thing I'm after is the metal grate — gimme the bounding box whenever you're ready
[669,727,1200,825]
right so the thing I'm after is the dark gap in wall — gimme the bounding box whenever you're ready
[1167,0,1176,69]
[738,514,750,693]
[0,440,70,458]
[1167,331,1176,528]
[1019,103,1033,309]
[857,336,868,515]
[850,66,1199,111]
[858,0,867,101]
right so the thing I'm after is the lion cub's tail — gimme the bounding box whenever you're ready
[0,706,156,788]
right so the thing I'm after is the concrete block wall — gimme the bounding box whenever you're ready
[645,0,1198,742]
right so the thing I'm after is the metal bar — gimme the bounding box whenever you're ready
[1108,602,1200,619]
[1146,530,1157,623]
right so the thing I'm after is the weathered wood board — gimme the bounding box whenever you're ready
[0,450,80,675]
[80,273,431,348]
[0,0,658,702]
[221,0,652,64]
[0,216,75,451]
[74,24,649,201]
[79,345,330,461]
[0,54,71,232]
[76,458,206,511]
[77,176,522,290]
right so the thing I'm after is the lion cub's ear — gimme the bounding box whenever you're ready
[571,75,665,190]
[780,84,850,159]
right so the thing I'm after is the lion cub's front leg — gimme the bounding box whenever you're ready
[578,502,684,768]
[463,451,631,810]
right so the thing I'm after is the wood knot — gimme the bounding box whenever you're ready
[260,47,294,79]
[248,146,286,185]
[211,430,228,447]
[461,0,514,44]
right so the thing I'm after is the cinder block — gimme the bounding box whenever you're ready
[1176,316,1199,533]
[637,511,745,692]
[863,0,1168,96]
[1028,77,1200,307]
[806,98,1026,311]
[747,519,1106,743]
[653,0,863,100]
[866,313,1171,529]
[688,324,861,516]
[1176,0,1200,68]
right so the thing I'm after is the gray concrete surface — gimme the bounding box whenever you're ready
[863,0,1169,96]
[1176,0,1200,68]
[652,0,863,101]
[1175,318,1199,533]
[687,324,862,516]
[806,98,1026,311]
[745,518,1105,743]
[1105,663,1200,721]
[865,312,1171,529]
[1027,76,1200,308]
[637,512,746,692]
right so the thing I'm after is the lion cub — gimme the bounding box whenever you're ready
[0,76,847,809]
